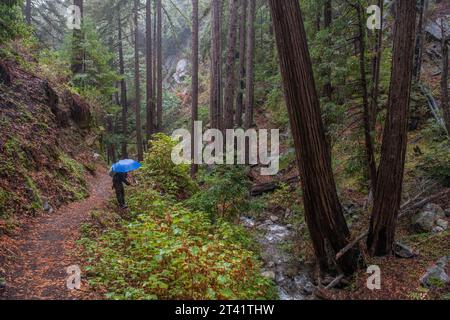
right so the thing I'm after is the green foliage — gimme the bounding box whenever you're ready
[0,2,30,42]
[81,200,275,299]
[58,152,88,200]
[139,133,197,198]
[81,152,275,300]
[187,166,253,222]
[59,21,120,105]
[24,175,42,213]
[0,188,11,217]
[263,76,289,129]
[418,139,450,186]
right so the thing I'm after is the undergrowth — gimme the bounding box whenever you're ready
[80,134,277,300]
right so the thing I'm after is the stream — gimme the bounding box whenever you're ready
[240,216,316,300]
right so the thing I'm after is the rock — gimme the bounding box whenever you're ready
[302,282,315,296]
[174,59,188,83]
[240,217,255,229]
[294,275,315,296]
[412,204,445,233]
[445,209,450,218]
[261,271,276,280]
[425,18,450,42]
[394,242,417,259]
[285,266,299,278]
[436,219,448,230]
[412,211,437,232]
[432,226,445,234]
[285,209,293,219]
[420,256,450,289]
[270,215,279,222]
[423,203,445,219]
[43,201,53,214]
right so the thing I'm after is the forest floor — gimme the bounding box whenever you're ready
[0,165,110,300]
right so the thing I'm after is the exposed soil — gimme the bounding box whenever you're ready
[0,166,111,300]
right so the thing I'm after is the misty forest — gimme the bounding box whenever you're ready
[0,0,449,300]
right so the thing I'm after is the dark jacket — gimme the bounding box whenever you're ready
[112,172,130,189]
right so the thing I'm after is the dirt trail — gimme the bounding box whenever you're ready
[0,167,112,300]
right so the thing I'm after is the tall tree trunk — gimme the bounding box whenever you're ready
[244,0,256,130]
[134,0,144,162]
[153,2,157,115]
[356,4,377,194]
[269,0,358,275]
[25,0,31,25]
[117,5,128,159]
[323,0,332,100]
[146,0,154,141]
[106,115,117,164]
[223,0,239,130]
[235,0,247,127]
[156,0,163,132]
[71,0,84,75]
[413,0,427,81]
[210,0,222,130]
[367,0,417,256]
[441,21,450,137]
[191,0,199,177]
[370,0,383,136]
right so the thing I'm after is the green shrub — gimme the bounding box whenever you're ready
[0,2,29,43]
[81,182,275,300]
[187,166,252,222]
[138,133,197,199]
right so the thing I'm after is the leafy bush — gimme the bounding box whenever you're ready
[138,133,197,199]
[187,166,253,222]
[81,198,275,300]
[81,162,275,300]
[0,2,29,43]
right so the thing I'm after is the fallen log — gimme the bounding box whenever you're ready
[250,176,300,196]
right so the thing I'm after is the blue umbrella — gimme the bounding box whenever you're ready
[111,159,142,173]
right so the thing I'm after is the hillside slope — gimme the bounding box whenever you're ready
[0,42,99,237]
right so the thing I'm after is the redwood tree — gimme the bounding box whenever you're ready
[25,0,31,25]
[71,0,84,75]
[244,0,255,130]
[356,3,377,194]
[191,0,199,177]
[156,0,163,132]
[235,0,247,127]
[440,20,449,137]
[223,0,239,130]
[323,0,332,100]
[134,0,144,162]
[269,0,358,275]
[413,0,427,81]
[146,0,154,141]
[210,0,222,130]
[367,0,417,256]
[370,0,383,136]
[117,4,128,158]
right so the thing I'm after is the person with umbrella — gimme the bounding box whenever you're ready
[110,159,142,209]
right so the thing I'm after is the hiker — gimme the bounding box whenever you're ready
[112,172,131,209]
